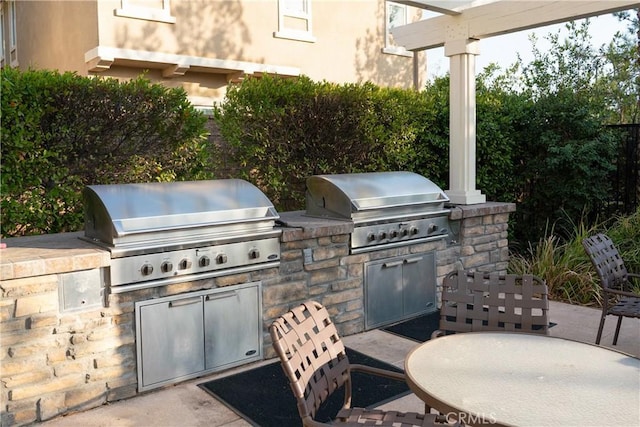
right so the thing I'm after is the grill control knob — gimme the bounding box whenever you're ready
[401,228,410,237]
[161,261,173,273]
[367,233,376,242]
[178,259,192,270]
[389,230,399,239]
[378,231,387,240]
[428,223,438,233]
[248,248,260,260]
[199,256,211,267]
[410,226,419,235]
[216,254,228,264]
[141,263,154,276]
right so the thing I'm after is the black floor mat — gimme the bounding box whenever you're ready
[382,312,441,342]
[383,312,556,343]
[199,348,410,427]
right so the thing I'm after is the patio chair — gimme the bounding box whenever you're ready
[269,301,454,427]
[582,233,640,345]
[432,270,549,339]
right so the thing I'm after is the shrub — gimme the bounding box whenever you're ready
[1,68,209,237]
[212,75,432,211]
[509,88,619,246]
[509,207,640,306]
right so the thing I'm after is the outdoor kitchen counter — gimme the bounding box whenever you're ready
[278,210,353,241]
[0,231,110,281]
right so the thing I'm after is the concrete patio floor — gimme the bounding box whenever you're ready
[41,300,639,427]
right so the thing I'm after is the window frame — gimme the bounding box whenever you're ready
[383,1,412,57]
[115,0,176,24]
[3,0,18,66]
[273,0,316,43]
[1,5,5,67]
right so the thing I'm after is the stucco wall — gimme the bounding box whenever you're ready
[14,0,426,106]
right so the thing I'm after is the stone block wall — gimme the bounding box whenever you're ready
[0,202,515,426]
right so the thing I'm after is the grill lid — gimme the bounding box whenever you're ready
[83,180,279,248]
[306,171,449,222]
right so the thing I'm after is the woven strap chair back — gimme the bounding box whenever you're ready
[440,271,549,334]
[582,233,630,291]
[269,301,351,421]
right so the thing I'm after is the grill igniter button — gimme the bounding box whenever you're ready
[216,253,228,264]
[140,263,154,276]
[199,256,211,267]
[160,261,173,273]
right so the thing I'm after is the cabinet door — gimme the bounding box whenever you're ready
[203,284,261,370]
[403,252,436,317]
[365,258,404,329]
[138,296,205,388]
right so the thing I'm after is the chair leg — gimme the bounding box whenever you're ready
[612,316,623,345]
[596,314,606,345]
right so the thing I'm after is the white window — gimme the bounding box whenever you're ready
[274,0,316,43]
[383,1,412,57]
[1,6,5,67]
[115,0,176,24]
[2,0,18,66]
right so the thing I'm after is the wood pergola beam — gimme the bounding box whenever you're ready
[393,1,640,51]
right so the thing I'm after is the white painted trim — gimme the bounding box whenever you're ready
[392,1,639,51]
[382,46,413,57]
[84,46,301,79]
[273,30,317,43]
[115,0,176,23]
[275,0,315,43]
[8,0,17,66]
[114,7,176,23]
[393,0,462,16]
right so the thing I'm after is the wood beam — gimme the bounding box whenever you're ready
[392,0,462,15]
[392,1,640,51]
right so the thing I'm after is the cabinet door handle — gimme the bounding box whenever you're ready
[382,261,403,268]
[205,290,237,301]
[168,297,201,307]
[404,257,423,264]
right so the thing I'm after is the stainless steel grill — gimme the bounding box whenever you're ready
[305,171,454,253]
[82,179,281,291]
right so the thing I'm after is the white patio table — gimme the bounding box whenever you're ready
[404,332,640,427]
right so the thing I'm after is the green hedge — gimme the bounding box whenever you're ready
[1,68,210,237]
[212,74,622,248]
[1,70,626,249]
[212,75,444,211]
